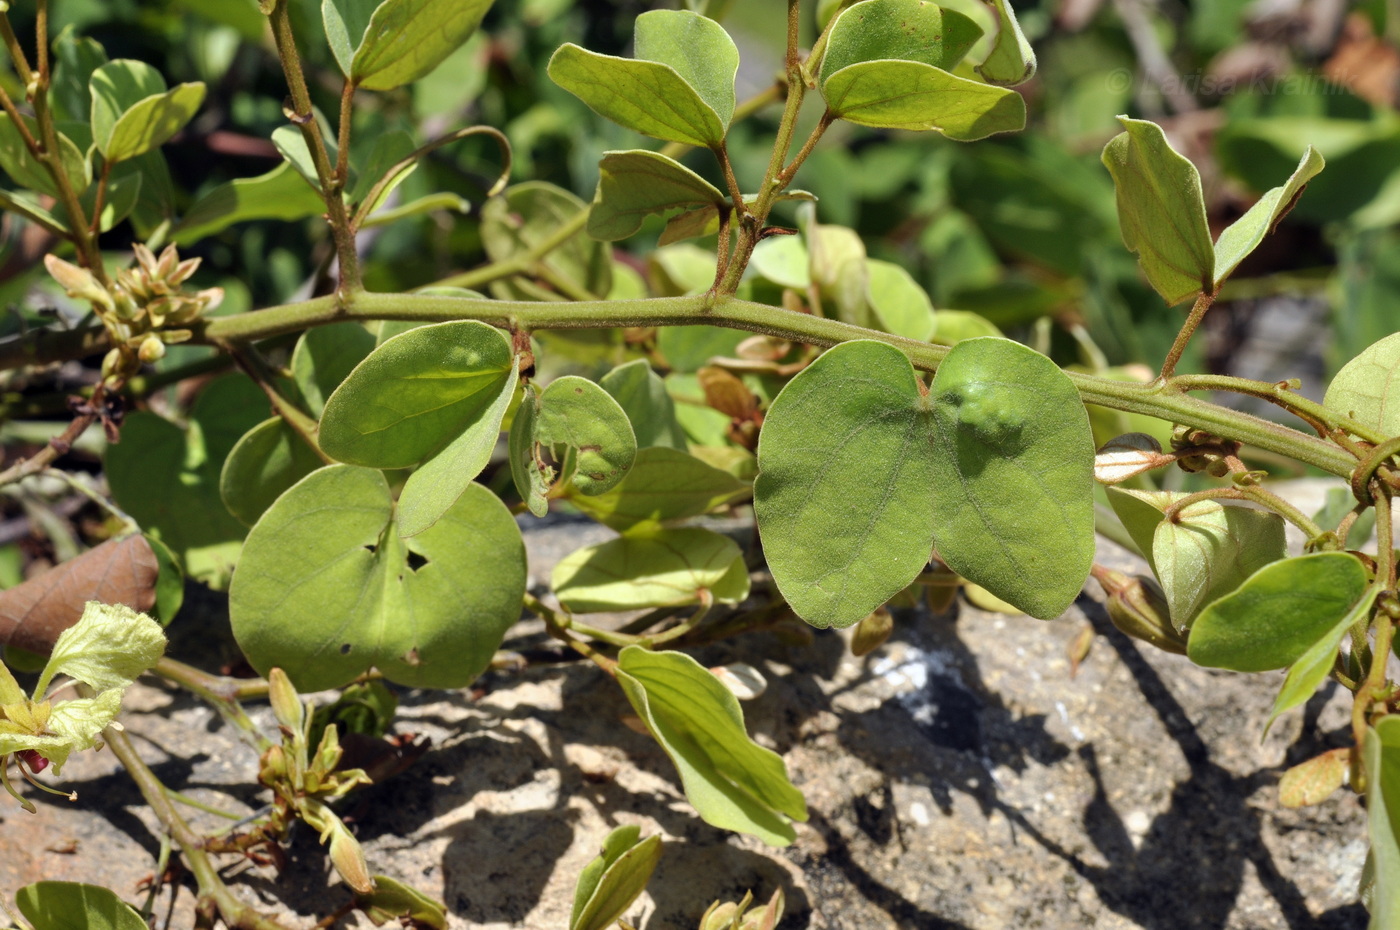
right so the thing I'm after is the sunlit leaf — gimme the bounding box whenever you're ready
[569,825,663,930]
[568,446,749,531]
[1325,331,1400,438]
[820,62,1024,139]
[820,0,983,78]
[976,0,1037,85]
[588,149,726,242]
[552,526,748,613]
[1213,146,1323,288]
[351,0,494,91]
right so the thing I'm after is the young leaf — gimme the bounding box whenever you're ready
[15,882,148,930]
[350,0,494,91]
[567,447,749,532]
[569,825,663,930]
[615,646,807,846]
[820,0,984,78]
[172,162,325,246]
[976,0,1037,85]
[89,60,203,162]
[1187,552,1368,672]
[600,359,687,451]
[1101,117,1215,305]
[1267,586,1378,731]
[537,377,637,495]
[821,62,1025,140]
[37,602,166,696]
[1365,716,1400,929]
[230,466,526,691]
[1106,489,1287,628]
[928,337,1095,620]
[1324,331,1400,438]
[219,418,325,527]
[1279,748,1350,809]
[354,875,448,929]
[755,340,937,630]
[89,60,164,151]
[588,150,727,242]
[1213,147,1323,289]
[551,526,748,613]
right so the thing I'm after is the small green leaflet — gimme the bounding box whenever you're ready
[588,149,726,242]
[568,825,663,930]
[1213,147,1323,289]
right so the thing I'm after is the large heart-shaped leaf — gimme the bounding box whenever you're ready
[588,150,726,242]
[567,447,748,532]
[1107,489,1287,628]
[350,0,494,91]
[230,465,526,691]
[615,646,807,846]
[1101,117,1215,305]
[755,340,937,629]
[928,337,1095,619]
[1365,716,1400,930]
[1213,146,1323,289]
[551,526,747,613]
[1187,552,1368,672]
[1325,331,1400,438]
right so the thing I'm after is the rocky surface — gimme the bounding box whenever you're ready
[0,484,1379,930]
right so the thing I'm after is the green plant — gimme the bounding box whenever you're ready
[0,0,1396,927]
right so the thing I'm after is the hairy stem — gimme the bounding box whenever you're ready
[1159,290,1214,380]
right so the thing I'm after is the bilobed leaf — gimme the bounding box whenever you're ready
[821,61,1025,140]
[552,526,747,612]
[928,337,1095,619]
[512,376,637,512]
[1107,489,1286,628]
[0,114,89,198]
[1101,117,1215,305]
[1188,552,1369,672]
[866,259,936,341]
[568,446,749,531]
[1213,147,1323,288]
[820,0,983,78]
[1365,716,1400,930]
[755,341,937,630]
[1267,586,1377,730]
[173,162,325,245]
[588,149,726,242]
[616,646,807,846]
[569,825,663,930]
[351,0,494,91]
[16,882,147,930]
[1325,332,1400,438]
[291,321,378,417]
[230,466,526,691]
[219,418,325,527]
[600,359,687,450]
[976,0,1037,85]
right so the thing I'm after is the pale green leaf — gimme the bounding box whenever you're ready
[16,882,148,930]
[37,602,166,696]
[552,526,748,613]
[536,376,637,496]
[272,123,336,190]
[600,359,687,451]
[568,446,748,532]
[976,0,1037,86]
[1213,147,1323,288]
[820,0,983,78]
[1325,332,1400,438]
[101,81,205,162]
[89,59,165,155]
[351,0,494,91]
[481,182,612,299]
[866,259,935,341]
[570,826,663,930]
[290,321,378,417]
[588,149,726,242]
[219,418,325,527]
[616,646,807,846]
[1101,117,1214,305]
[509,384,549,518]
[632,10,739,128]
[821,60,1025,139]
[1365,717,1400,930]
[930,309,1002,345]
[928,337,1095,619]
[1188,552,1369,672]
[173,162,325,246]
[230,466,526,691]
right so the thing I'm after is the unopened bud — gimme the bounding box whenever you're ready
[268,668,304,734]
[328,820,376,893]
[1100,569,1187,655]
[851,609,894,657]
[138,335,165,363]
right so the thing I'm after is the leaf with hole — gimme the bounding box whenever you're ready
[230,466,526,691]
[1101,117,1215,305]
[615,646,807,846]
[1188,552,1368,672]
[552,526,748,613]
[587,150,726,242]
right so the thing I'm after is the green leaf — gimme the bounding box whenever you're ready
[548,11,739,147]
[755,341,937,629]
[272,123,336,190]
[1313,486,1376,547]
[79,167,141,232]
[36,602,166,697]
[1325,331,1400,438]
[821,0,983,77]
[219,418,325,527]
[346,129,418,211]
[481,182,612,299]
[1213,146,1323,288]
[106,376,266,587]
[145,534,185,625]
[866,259,935,341]
[615,646,807,846]
[569,825,663,930]
[1365,716,1400,930]
[89,59,164,153]
[350,0,494,91]
[976,0,1037,85]
[552,526,748,612]
[172,162,325,245]
[820,61,1025,139]
[1106,489,1287,628]
[1188,552,1369,672]
[16,882,147,930]
[291,321,378,417]
[51,28,108,123]
[930,309,1002,345]
[101,81,205,162]
[587,149,726,242]
[319,320,516,469]
[600,359,687,451]
[1101,116,1215,305]
[928,337,1095,619]
[354,876,448,929]
[1267,586,1377,731]
[230,465,526,691]
[323,0,377,76]
[568,446,748,532]
[508,385,549,517]
[0,114,89,198]
[540,377,637,494]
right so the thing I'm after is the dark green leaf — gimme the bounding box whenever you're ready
[1214,147,1323,288]
[928,337,1095,619]
[230,465,526,691]
[15,882,146,930]
[616,646,807,846]
[588,149,726,242]
[1268,586,1376,730]
[569,825,663,930]
[568,446,748,531]
[1188,553,1369,671]
[173,162,325,246]
[144,534,184,626]
[1101,117,1215,305]
[219,418,325,527]
[51,29,108,124]
[351,0,494,91]
[323,0,377,76]
[0,114,89,197]
[552,526,747,612]
[1325,331,1400,438]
